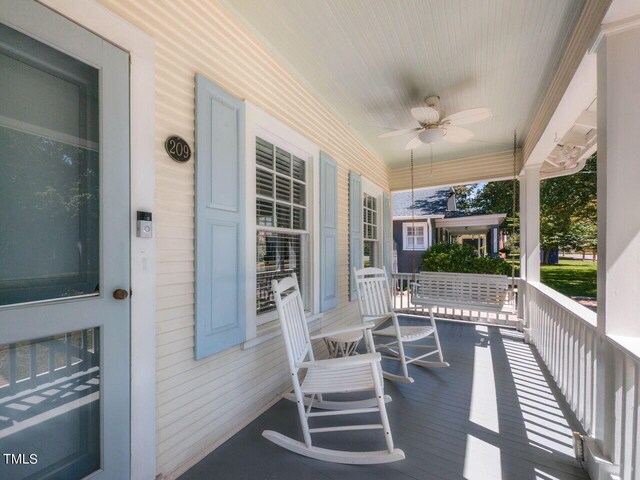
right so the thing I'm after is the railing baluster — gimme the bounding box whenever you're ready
[622,356,635,479]
[585,329,592,433]
[82,329,89,365]
[30,341,37,387]
[578,323,585,425]
[632,363,640,479]
[65,332,72,375]
[9,343,17,394]
[48,336,56,381]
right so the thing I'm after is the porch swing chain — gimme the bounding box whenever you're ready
[511,129,517,294]
[410,148,416,281]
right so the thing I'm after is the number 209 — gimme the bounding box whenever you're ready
[165,136,191,162]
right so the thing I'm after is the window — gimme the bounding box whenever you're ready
[363,193,378,267]
[360,177,384,272]
[255,136,307,315]
[403,222,430,251]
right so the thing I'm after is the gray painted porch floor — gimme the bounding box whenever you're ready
[179,321,588,480]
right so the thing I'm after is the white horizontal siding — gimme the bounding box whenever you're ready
[96,1,387,478]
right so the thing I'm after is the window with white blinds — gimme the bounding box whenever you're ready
[363,193,378,267]
[255,136,307,315]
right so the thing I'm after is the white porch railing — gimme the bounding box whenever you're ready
[389,272,639,478]
[390,272,639,478]
[526,281,640,480]
[526,282,599,434]
[391,272,519,326]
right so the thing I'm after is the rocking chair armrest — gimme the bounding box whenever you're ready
[309,322,376,340]
[296,352,381,369]
[361,314,393,322]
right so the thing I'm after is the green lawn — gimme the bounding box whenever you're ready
[540,259,597,298]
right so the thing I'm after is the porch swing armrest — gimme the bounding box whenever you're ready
[296,352,381,369]
[309,322,376,340]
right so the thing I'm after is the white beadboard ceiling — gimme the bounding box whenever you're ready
[221,0,585,169]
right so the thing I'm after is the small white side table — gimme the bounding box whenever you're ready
[323,330,363,358]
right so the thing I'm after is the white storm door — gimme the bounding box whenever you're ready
[0,1,131,479]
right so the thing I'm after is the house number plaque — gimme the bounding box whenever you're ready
[165,135,192,163]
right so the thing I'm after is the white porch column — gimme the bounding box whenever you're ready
[522,166,541,283]
[596,19,640,340]
[592,18,640,470]
[518,167,540,335]
[518,176,527,321]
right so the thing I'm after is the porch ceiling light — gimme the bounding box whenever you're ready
[418,127,446,144]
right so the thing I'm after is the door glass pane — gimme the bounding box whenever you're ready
[0,23,99,306]
[0,328,101,479]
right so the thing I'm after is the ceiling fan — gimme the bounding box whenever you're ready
[379,96,492,150]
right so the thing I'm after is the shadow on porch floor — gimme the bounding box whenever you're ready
[179,321,587,480]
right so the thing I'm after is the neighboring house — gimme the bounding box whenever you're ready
[393,187,506,273]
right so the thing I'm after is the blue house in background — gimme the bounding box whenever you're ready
[393,187,507,273]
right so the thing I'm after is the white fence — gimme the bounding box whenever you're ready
[526,281,640,480]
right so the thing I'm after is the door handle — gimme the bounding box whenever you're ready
[113,289,129,300]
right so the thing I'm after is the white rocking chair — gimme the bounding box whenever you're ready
[262,274,405,464]
[354,267,449,383]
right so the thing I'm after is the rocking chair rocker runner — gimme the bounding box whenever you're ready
[354,266,449,383]
[262,274,405,464]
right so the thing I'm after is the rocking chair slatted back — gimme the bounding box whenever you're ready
[355,267,394,323]
[272,274,311,368]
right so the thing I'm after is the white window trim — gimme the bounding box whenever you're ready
[361,176,384,268]
[245,103,320,339]
[403,221,431,251]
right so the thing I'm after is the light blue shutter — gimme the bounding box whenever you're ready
[195,74,246,359]
[349,171,363,301]
[320,152,338,311]
[383,192,392,276]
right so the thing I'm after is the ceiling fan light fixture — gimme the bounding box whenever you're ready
[418,128,445,144]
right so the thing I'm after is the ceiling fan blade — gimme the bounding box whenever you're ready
[404,135,424,150]
[442,107,492,126]
[411,106,440,124]
[443,125,474,143]
[378,127,422,138]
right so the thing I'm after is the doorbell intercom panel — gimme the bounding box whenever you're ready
[136,211,153,238]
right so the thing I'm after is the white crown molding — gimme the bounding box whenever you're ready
[590,14,640,54]
[389,149,521,192]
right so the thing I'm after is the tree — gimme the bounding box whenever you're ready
[454,179,519,235]
[454,154,597,263]
[452,184,478,212]
[539,155,597,257]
